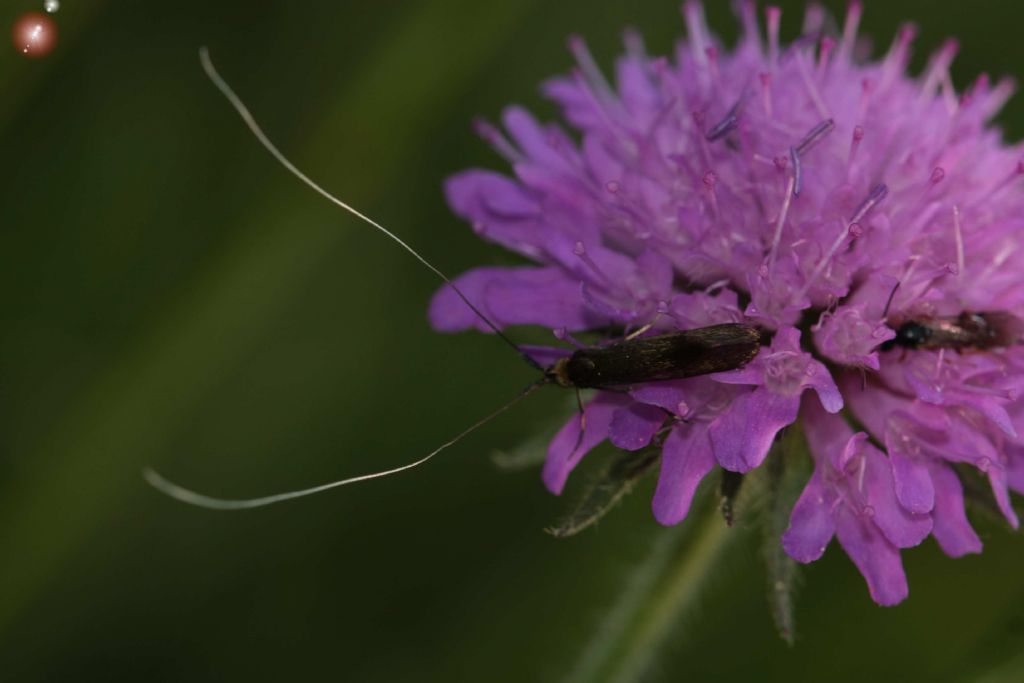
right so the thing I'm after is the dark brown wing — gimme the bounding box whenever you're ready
[979,311,1024,348]
[564,323,761,389]
[917,312,1024,350]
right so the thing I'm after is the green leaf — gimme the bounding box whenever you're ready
[547,448,660,538]
[758,427,811,646]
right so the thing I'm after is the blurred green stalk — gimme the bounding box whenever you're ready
[564,499,739,683]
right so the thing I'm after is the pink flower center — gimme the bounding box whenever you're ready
[763,350,811,395]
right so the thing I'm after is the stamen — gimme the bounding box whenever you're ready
[847,125,864,176]
[952,205,965,278]
[817,35,836,75]
[837,0,863,63]
[573,241,615,287]
[692,110,713,168]
[790,146,803,196]
[858,78,874,122]
[683,1,711,69]
[803,3,826,34]
[795,118,835,155]
[623,27,646,60]
[849,183,889,224]
[553,327,588,350]
[768,175,796,272]
[571,69,630,148]
[703,170,720,218]
[568,35,618,106]
[766,6,781,67]
[980,77,1017,120]
[921,39,959,98]
[473,118,524,163]
[705,113,738,141]
[940,73,958,115]
[738,0,761,52]
[976,160,1024,205]
[797,184,888,301]
[796,52,831,119]
[759,72,774,117]
[881,23,916,89]
[705,92,747,141]
[705,46,722,85]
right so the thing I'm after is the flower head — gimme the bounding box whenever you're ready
[430,2,1024,604]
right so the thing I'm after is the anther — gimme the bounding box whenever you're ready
[795,118,835,155]
[790,146,803,196]
[849,183,889,224]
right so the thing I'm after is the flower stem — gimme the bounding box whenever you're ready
[563,501,740,683]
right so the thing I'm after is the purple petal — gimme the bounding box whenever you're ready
[927,461,982,557]
[772,326,803,352]
[801,397,854,470]
[609,402,666,451]
[885,432,935,514]
[862,444,932,548]
[708,388,799,472]
[542,394,628,494]
[964,396,1017,438]
[782,470,837,563]
[1008,445,1024,495]
[635,249,674,300]
[630,381,690,413]
[444,171,543,258]
[986,464,1020,529]
[805,360,844,413]
[518,344,572,369]
[835,509,909,606]
[446,169,536,217]
[709,360,766,387]
[428,266,602,333]
[502,106,573,172]
[652,425,716,525]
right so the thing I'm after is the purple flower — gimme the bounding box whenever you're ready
[783,397,931,605]
[430,2,1024,604]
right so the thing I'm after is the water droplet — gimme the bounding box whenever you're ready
[12,12,56,58]
[44,0,59,13]
[978,456,992,473]
[861,505,875,518]
[676,400,691,418]
[572,241,586,256]
[605,180,620,194]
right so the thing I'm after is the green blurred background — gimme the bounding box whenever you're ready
[2,1,1024,680]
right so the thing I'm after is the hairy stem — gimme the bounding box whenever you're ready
[563,499,740,683]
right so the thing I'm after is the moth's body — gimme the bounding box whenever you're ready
[882,311,1024,351]
[547,323,762,389]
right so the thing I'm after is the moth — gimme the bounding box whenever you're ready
[881,312,1024,351]
[143,49,763,510]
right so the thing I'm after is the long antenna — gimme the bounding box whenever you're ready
[198,47,542,372]
[145,378,547,510]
